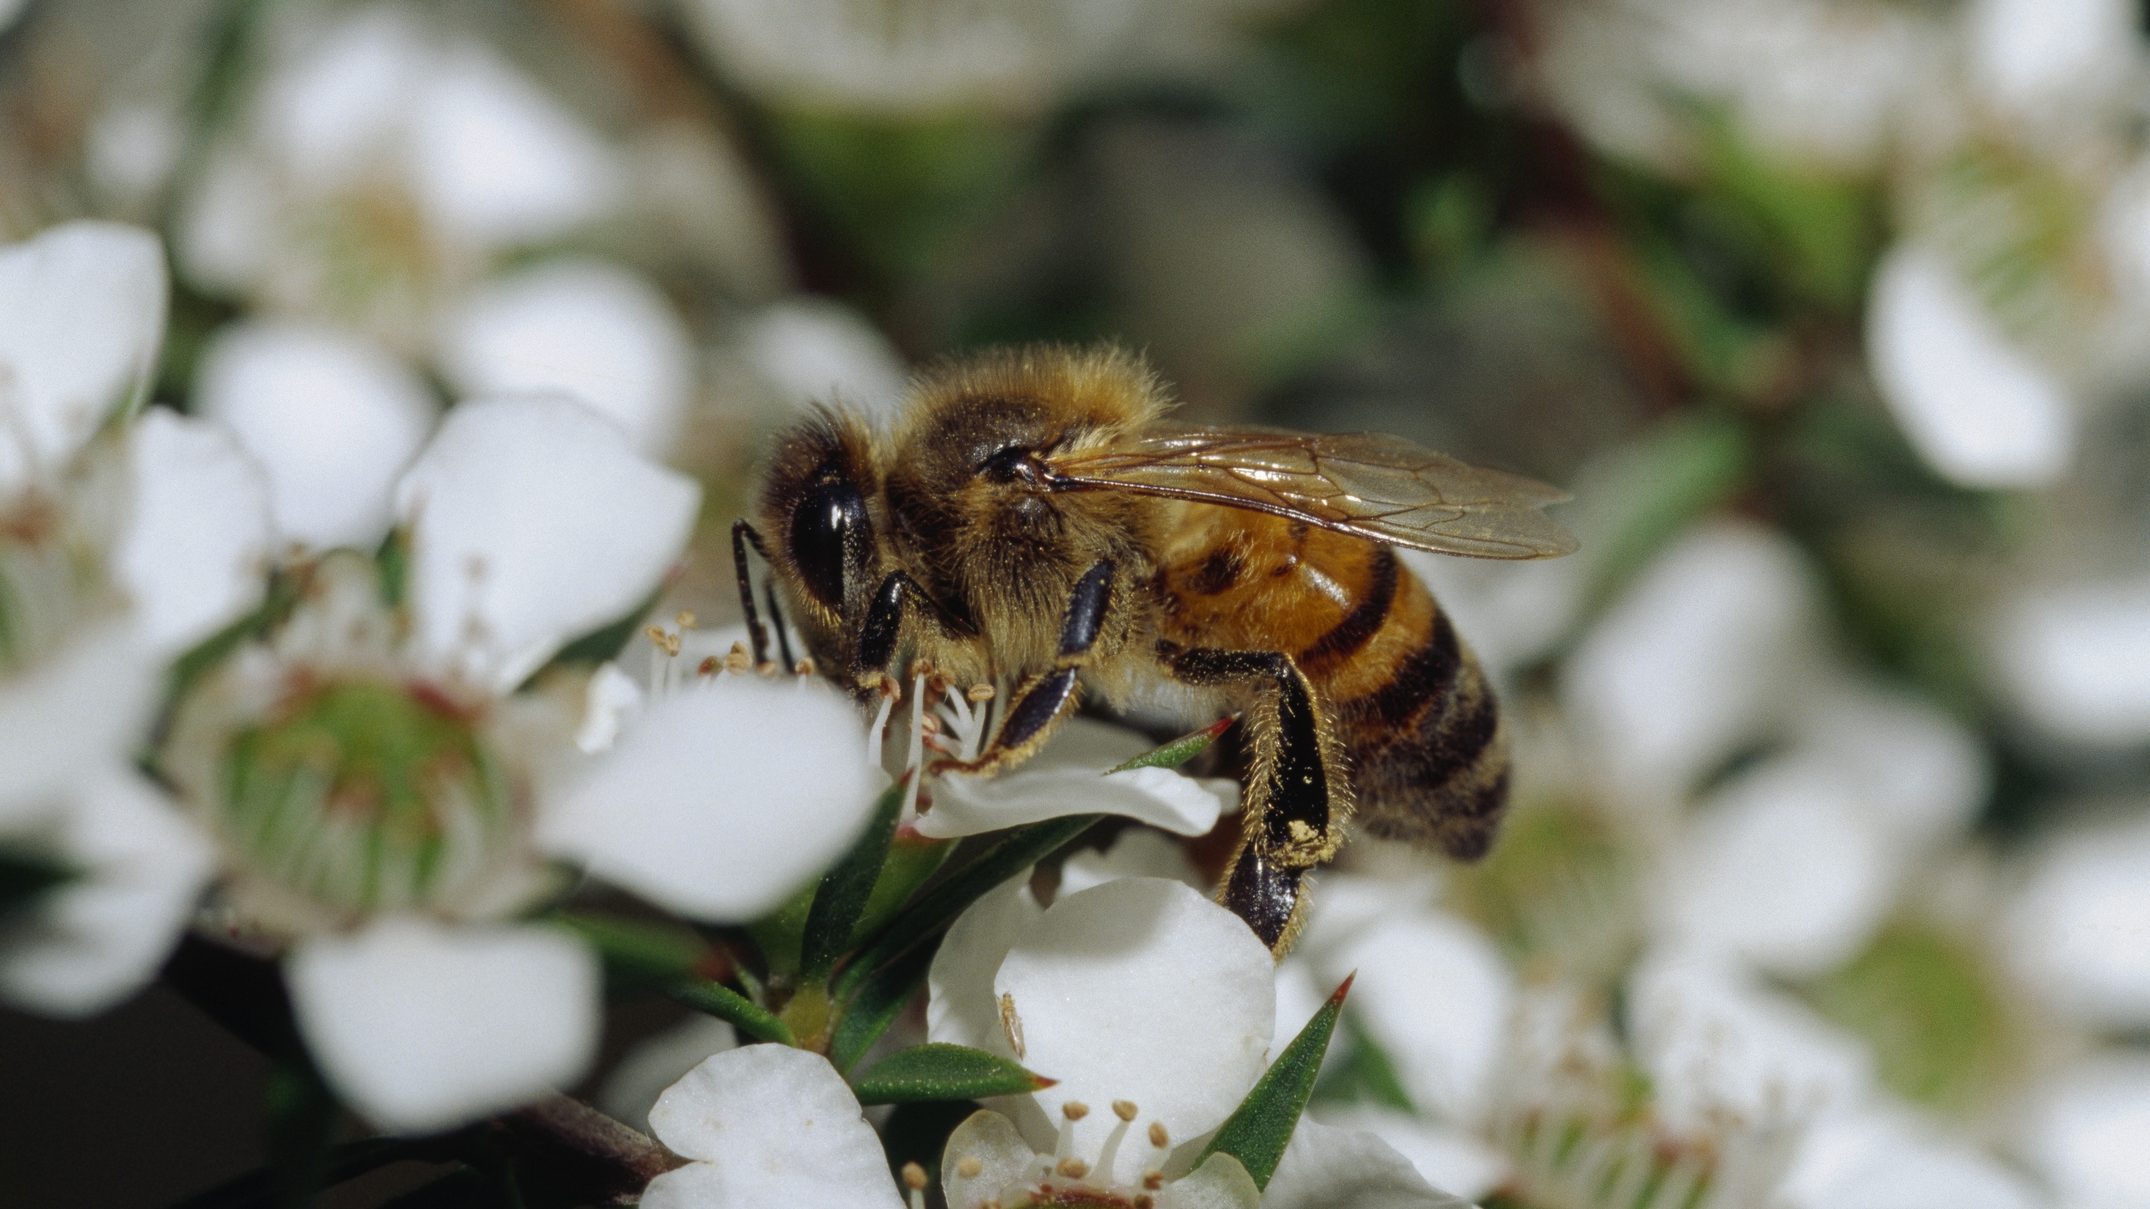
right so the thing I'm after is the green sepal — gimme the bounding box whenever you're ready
[800,778,909,983]
[667,979,795,1047]
[374,526,410,607]
[1200,973,1353,1190]
[0,849,75,917]
[828,942,934,1074]
[1107,715,1237,773]
[555,912,719,988]
[836,813,1100,999]
[851,1042,1054,1106]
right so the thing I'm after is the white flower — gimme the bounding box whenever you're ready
[643,1045,902,1209]
[438,259,697,458]
[0,222,271,1016]
[175,5,623,345]
[1866,243,2077,489]
[1989,574,2150,748]
[2019,1052,2150,1209]
[146,395,882,1132]
[2003,807,2150,1032]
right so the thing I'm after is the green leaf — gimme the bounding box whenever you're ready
[1107,716,1237,773]
[667,979,795,1046]
[829,943,934,1073]
[801,778,909,982]
[1200,974,1353,1190]
[835,813,1101,999]
[0,849,74,917]
[555,913,717,987]
[852,1042,1054,1105]
[849,828,957,945]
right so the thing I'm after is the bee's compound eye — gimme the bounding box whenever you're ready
[789,475,870,611]
[980,445,1040,484]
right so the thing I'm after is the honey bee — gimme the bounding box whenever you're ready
[735,346,1575,951]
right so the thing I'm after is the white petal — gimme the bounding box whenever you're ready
[1056,828,1205,898]
[287,918,599,1133]
[394,394,699,691]
[927,876,1044,1055]
[2005,811,2150,1030]
[1868,244,2075,488]
[1783,1106,2039,1209]
[575,661,644,755]
[1628,949,1873,1136]
[111,410,273,653]
[2021,1054,2150,1209]
[1309,1107,1507,1203]
[408,45,622,251]
[194,321,435,549]
[1991,575,2150,747]
[1656,754,1901,978]
[920,716,1233,840]
[1157,1153,1263,1209]
[1791,677,1988,853]
[644,1045,901,1209]
[255,7,427,189]
[439,260,695,457]
[1262,1117,1474,1209]
[0,222,167,488]
[1562,521,1825,805]
[740,301,909,416]
[940,1109,1044,1209]
[600,1014,739,1135]
[1321,909,1512,1124]
[0,768,214,1016]
[540,677,877,921]
[0,621,159,815]
[994,877,1273,1180]
[1967,0,2138,121]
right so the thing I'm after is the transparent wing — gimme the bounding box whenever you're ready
[1046,428,1578,559]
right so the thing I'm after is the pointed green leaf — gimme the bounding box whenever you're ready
[852,1042,1054,1105]
[1107,715,1237,773]
[800,777,909,982]
[667,979,795,1046]
[850,828,957,945]
[829,943,934,1073]
[835,812,1100,999]
[1200,973,1353,1190]
[555,912,718,986]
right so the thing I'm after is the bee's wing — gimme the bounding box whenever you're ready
[1046,428,1578,559]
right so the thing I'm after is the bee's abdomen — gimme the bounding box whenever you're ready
[1310,566,1510,862]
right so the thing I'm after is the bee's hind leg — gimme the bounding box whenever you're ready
[932,560,1114,778]
[1164,645,1347,954]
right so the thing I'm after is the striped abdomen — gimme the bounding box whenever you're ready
[1152,510,1510,861]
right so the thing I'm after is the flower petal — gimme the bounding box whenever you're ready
[1261,1117,1474,1209]
[2021,1053,2150,1209]
[287,918,599,1133]
[0,621,159,817]
[194,321,436,550]
[1990,574,2150,748]
[1305,1108,1507,1203]
[1782,1106,2039,1209]
[600,1014,739,1135]
[927,876,1044,1055]
[920,717,1232,840]
[644,1045,901,1209]
[993,877,1273,1179]
[0,221,166,488]
[1319,908,1512,1124]
[540,677,878,921]
[2005,811,2150,1030]
[940,1109,1043,1209]
[439,259,694,457]
[1056,828,1205,898]
[1867,243,2074,488]
[1158,1152,1262,1209]
[0,768,215,1016]
[1655,753,1901,978]
[394,393,698,691]
[111,409,274,653]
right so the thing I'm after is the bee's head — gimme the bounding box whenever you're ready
[752,409,881,654]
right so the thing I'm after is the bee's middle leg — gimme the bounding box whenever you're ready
[932,560,1114,778]
[1165,644,1347,954]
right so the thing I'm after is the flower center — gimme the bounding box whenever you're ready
[0,494,112,674]
[214,677,518,919]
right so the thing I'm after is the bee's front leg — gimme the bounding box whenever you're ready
[931,560,1114,778]
[1164,644,1348,955]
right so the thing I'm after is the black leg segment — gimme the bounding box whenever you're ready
[732,520,774,666]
